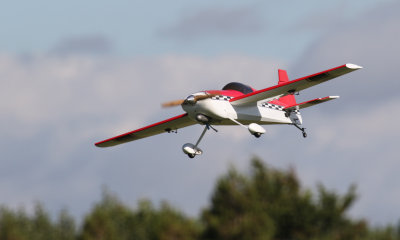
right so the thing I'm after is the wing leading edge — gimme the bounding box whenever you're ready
[230,63,362,106]
[95,113,196,148]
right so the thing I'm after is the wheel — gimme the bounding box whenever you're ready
[188,153,196,158]
[302,132,307,138]
[254,132,262,138]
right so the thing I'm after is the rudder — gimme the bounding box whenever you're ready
[276,69,296,106]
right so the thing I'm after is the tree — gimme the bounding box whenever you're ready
[0,203,76,240]
[55,209,77,240]
[79,189,200,240]
[201,166,275,240]
[1,157,399,239]
[201,157,368,240]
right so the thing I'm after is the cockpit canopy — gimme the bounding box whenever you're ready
[222,82,254,94]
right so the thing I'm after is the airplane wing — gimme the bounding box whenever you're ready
[284,96,339,111]
[230,63,362,106]
[95,113,196,147]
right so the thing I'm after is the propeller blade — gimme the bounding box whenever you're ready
[161,99,185,108]
[193,94,217,101]
[161,93,217,108]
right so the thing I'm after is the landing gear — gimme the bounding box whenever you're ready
[293,124,307,138]
[182,124,217,158]
[253,132,262,138]
[229,118,266,138]
[248,123,266,138]
[182,143,203,158]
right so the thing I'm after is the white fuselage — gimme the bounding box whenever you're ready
[182,93,302,126]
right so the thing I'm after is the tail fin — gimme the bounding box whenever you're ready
[274,69,296,106]
[267,69,301,125]
[278,69,289,84]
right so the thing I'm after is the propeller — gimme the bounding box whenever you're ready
[161,93,217,108]
[161,99,185,108]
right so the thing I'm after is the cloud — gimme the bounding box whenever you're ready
[2,1,400,225]
[49,34,113,56]
[159,6,265,40]
[301,99,400,224]
[283,0,400,225]
[291,1,400,109]
[289,2,350,33]
[0,53,281,219]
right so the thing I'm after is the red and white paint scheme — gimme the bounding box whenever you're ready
[95,63,362,158]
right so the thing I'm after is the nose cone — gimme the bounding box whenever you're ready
[183,95,196,105]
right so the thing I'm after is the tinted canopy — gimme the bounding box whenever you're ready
[222,82,254,94]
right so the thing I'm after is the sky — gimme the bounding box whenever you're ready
[1,0,399,225]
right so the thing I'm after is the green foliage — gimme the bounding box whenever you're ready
[365,225,400,240]
[201,158,368,240]
[0,203,76,240]
[79,189,200,240]
[0,157,399,240]
[56,209,77,240]
[201,166,275,240]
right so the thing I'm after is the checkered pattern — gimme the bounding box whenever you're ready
[260,103,284,111]
[212,95,233,101]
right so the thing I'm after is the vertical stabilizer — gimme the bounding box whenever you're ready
[278,69,289,84]
[276,69,296,106]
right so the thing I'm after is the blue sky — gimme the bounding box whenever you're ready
[0,0,389,58]
[1,0,399,225]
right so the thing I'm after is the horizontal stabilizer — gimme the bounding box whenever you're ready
[230,63,361,106]
[284,96,339,111]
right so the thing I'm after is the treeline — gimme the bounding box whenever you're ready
[0,158,399,240]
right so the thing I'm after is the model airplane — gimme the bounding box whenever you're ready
[95,63,362,158]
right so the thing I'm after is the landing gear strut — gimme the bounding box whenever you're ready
[293,124,307,138]
[182,124,217,158]
[228,118,266,138]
